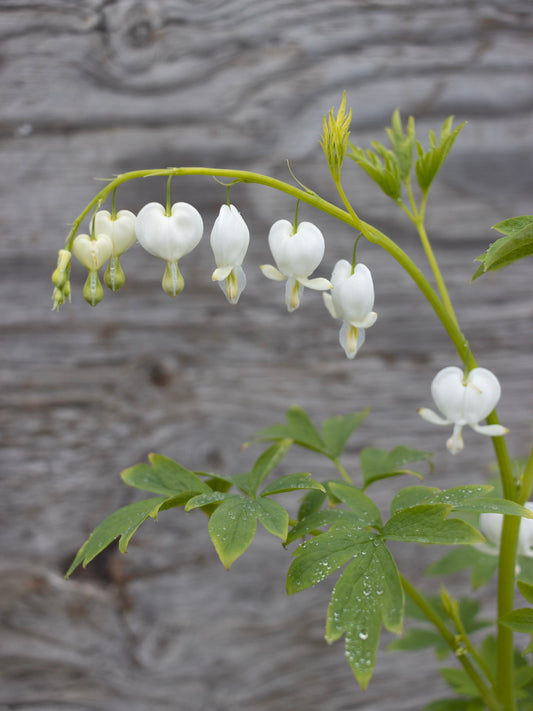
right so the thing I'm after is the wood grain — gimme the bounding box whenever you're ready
[2,1,533,709]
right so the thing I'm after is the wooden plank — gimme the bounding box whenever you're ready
[2,1,533,708]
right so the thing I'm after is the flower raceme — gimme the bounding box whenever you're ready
[323,260,377,359]
[260,219,332,312]
[210,204,250,304]
[418,366,509,454]
[136,201,203,297]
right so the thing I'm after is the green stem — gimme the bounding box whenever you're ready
[332,457,352,484]
[401,576,502,711]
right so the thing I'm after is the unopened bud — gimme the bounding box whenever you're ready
[162,260,184,297]
[52,286,66,311]
[52,249,72,288]
[83,270,104,306]
[104,255,126,291]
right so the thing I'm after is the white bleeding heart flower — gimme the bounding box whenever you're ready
[136,201,203,296]
[210,204,250,304]
[418,366,509,454]
[92,210,137,256]
[260,219,331,312]
[72,233,113,271]
[91,210,137,291]
[479,503,533,558]
[72,233,113,306]
[323,260,377,359]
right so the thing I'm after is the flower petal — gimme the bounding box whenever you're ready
[430,367,466,424]
[260,264,286,281]
[298,276,332,291]
[93,210,137,256]
[463,368,502,425]
[339,322,365,359]
[136,202,203,261]
[470,423,509,437]
[210,204,250,269]
[218,265,246,304]
[212,265,233,281]
[446,423,464,454]
[285,277,301,312]
[268,220,325,278]
[417,408,451,426]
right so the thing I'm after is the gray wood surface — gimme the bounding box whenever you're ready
[2,1,533,709]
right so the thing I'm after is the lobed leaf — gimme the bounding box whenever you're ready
[253,497,288,540]
[426,547,498,588]
[208,497,258,569]
[499,608,533,634]
[325,538,403,688]
[286,529,373,594]
[415,117,465,193]
[286,509,354,544]
[473,215,533,279]
[321,409,369,459]
[383,504,484,545]
[121,454,212,499]
[260,472,325,497]
[360,446,432,489]
[66,496,175,577]
[327,481,382,527]
[518,580,533,606]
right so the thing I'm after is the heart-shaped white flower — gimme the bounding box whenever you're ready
[323,260,377,358]
[136,202,203,261]
[210,204,250,304]
[136,201,203,296]
[260,219,331,311]
[92,210,137,256]
[418,366,508,454]
[72,233,113,271]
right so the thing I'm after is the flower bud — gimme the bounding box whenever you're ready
[52,249,72,288]
[104,255,126,292]
[162,261,184,297]
[92,210,137,257]
[83,271,105,306]
[72,234,113,271]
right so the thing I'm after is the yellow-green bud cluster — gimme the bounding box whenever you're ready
[51,249,72,310]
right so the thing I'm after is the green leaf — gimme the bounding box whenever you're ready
[184,491,230,512]
[387,627,445,653]
[121,454,212,499]
[518,581,533,606]
[473,215,533,279]
[425,547,498,588]
[500,608,533,634]
[247,439,293,495]
[286,528,374,594]
[321,410,369,459]
[385,110,415,182]
[349,142,402,201]
[452,497,533,518]
[286,509,355,544]
[327,481,382,527]
[360,446,432,489]
[260,472,326,497]
[415,117,465,193]
[425,485,493,506]
[66,496,173,577]
[297,488,327,520]
[252,497,288,540]
[391,486,440,514]
[325,538,403,689]
[248,406,330,455]
[383,504,484,545]
[440,667,481,698]
[208,497,258,569]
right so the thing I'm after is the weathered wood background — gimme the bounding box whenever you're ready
[2,1,533,709]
